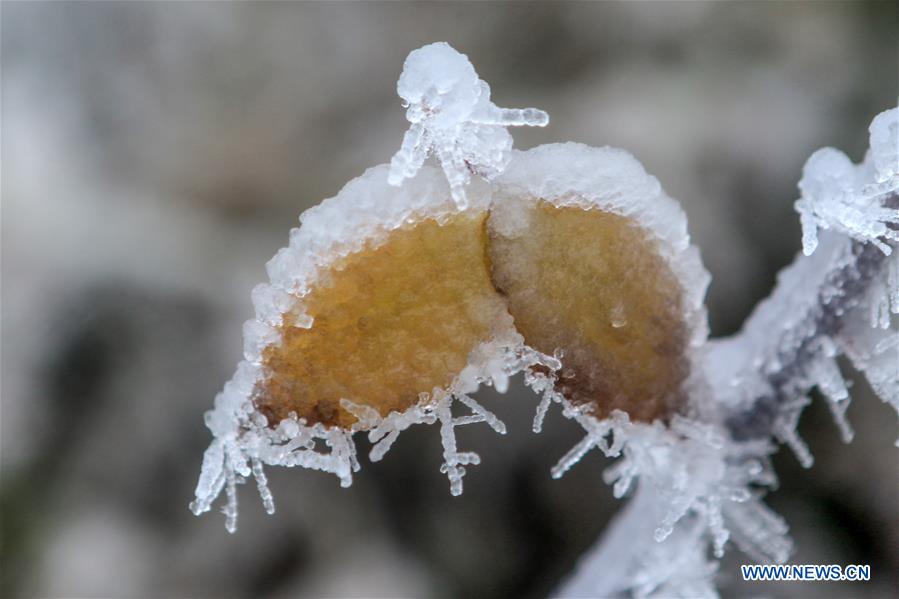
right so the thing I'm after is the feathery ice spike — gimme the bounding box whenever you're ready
[795,108,899,256]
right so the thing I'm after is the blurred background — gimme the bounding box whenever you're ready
[2,2,897,597]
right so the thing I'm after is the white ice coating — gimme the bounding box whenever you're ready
[388,42,548,209]
[704,230,860,432]
[795,108,899,256]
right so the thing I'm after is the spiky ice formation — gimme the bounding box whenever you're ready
[796,108,899,256]
[556,412,791,598]
[388,42,548,208]
[192,90,714,532]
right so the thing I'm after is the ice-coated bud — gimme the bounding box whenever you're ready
[388,42,548,208]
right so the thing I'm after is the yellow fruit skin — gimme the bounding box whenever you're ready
[488,201,688,423]
[256,199,689,430]
[256,212,511,428]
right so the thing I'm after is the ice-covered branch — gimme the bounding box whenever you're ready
[721,229,897,448]
[716,109,898,454]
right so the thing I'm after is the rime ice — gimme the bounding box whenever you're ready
[870,107,899,183]
[795,108,899,256]
[722,108,898,452]
[190,46,710,538]
[388,42,548,208]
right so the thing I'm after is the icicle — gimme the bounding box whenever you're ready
[772,397,815,468]
[251,458,275,515]
[434,391,480,496]
[223,469,239,535]
[455,393,506,434]
[189,439,226,516]
[551,434,599,480]
[532,389,553,434]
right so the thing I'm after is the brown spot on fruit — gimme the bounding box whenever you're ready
[255,212,512,428]
[487,200,689,422]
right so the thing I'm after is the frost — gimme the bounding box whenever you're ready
[339,339,516,498]
[558,484,720,599]
[805,339,853,443]
[524,350,790,595]
[716,109,898,466]
[388,42,548,209]
[554,406,791,597]
[839,253,899,425]
[193,295,546,531]
[795,108,899,256]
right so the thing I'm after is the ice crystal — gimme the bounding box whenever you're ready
[718,109,898,454]
[555,410,790,598]
[795,108,899,256]
[387,42,548,208]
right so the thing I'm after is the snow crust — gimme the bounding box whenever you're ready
[388,42,548,209]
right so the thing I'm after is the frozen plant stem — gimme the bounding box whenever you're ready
[727,199,897,442]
